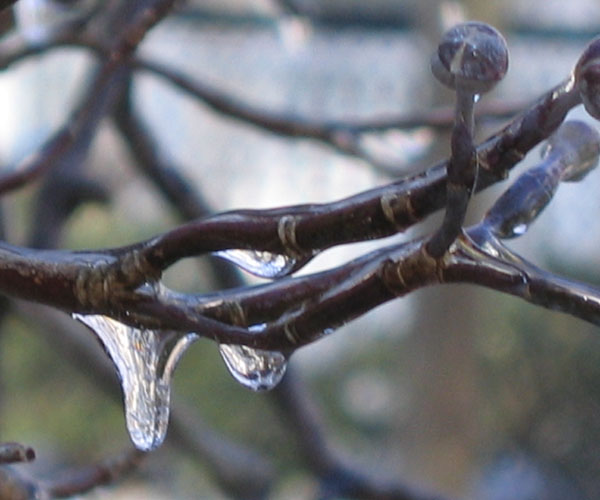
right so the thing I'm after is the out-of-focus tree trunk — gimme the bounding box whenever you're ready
[402,285,484,495]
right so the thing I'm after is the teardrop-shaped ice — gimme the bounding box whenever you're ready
[214,249,296,279]
[73,314,198,451]
[219,343,287,391]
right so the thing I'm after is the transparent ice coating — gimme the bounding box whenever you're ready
[542,120,600,182]
[483,121,600,239]
[218,344,287,391]
[214,249,296,279]
[73,314,198,451]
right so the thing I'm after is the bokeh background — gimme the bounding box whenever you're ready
[2,0,600,498]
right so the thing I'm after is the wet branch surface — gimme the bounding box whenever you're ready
[2,4,600,499]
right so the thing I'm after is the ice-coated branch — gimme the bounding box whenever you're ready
[112,120,600,351]
[128,68,580,274]
[446,120,600,321]
[112,76,445,498]
[0,30,597,352]
[0,105,599,351]
[0,114,588,356]
[483,120,600,238]
[117,36,600,276]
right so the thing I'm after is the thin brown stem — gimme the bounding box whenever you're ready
[44,448,146,498]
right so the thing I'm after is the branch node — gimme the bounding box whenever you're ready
[380,244,439,295]
[284,321,300,345]
[277,215,305,259]
[222,300,247,327]
[380,191,418,229]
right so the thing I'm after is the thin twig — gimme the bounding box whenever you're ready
[273,371,448,500]
[44,448,146,498]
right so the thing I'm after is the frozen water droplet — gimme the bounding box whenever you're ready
[474,93,481,103]
[73,314,198,451]
[214,249,296,278]
[511,223,528,236]
[219,338,287,391]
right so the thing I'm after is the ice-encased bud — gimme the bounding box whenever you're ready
[431,21,509,94]
[575,37,600,120]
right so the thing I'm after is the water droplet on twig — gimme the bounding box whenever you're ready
[73,314,197,451]
[214,249,297,278]
[219,344,287,391]
[218,323,287,391]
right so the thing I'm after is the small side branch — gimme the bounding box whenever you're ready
[43,448,146,498]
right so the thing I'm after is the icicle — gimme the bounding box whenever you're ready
[73,314,197,451]
[214,249,296,278]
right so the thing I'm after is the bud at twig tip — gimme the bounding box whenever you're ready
[574,37,600,119]
[431,21,509,94]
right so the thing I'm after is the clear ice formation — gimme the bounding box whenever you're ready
[218,344,287,391]
[75,301,287,449]
[212,250,295,387]
[218,323,287,391]
[73,314,198,451]
[214,249,296,278]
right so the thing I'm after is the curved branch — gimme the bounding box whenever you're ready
[44,449,146,498]
[0,26,592,357]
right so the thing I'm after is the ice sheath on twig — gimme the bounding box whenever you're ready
[427,21,508,257]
